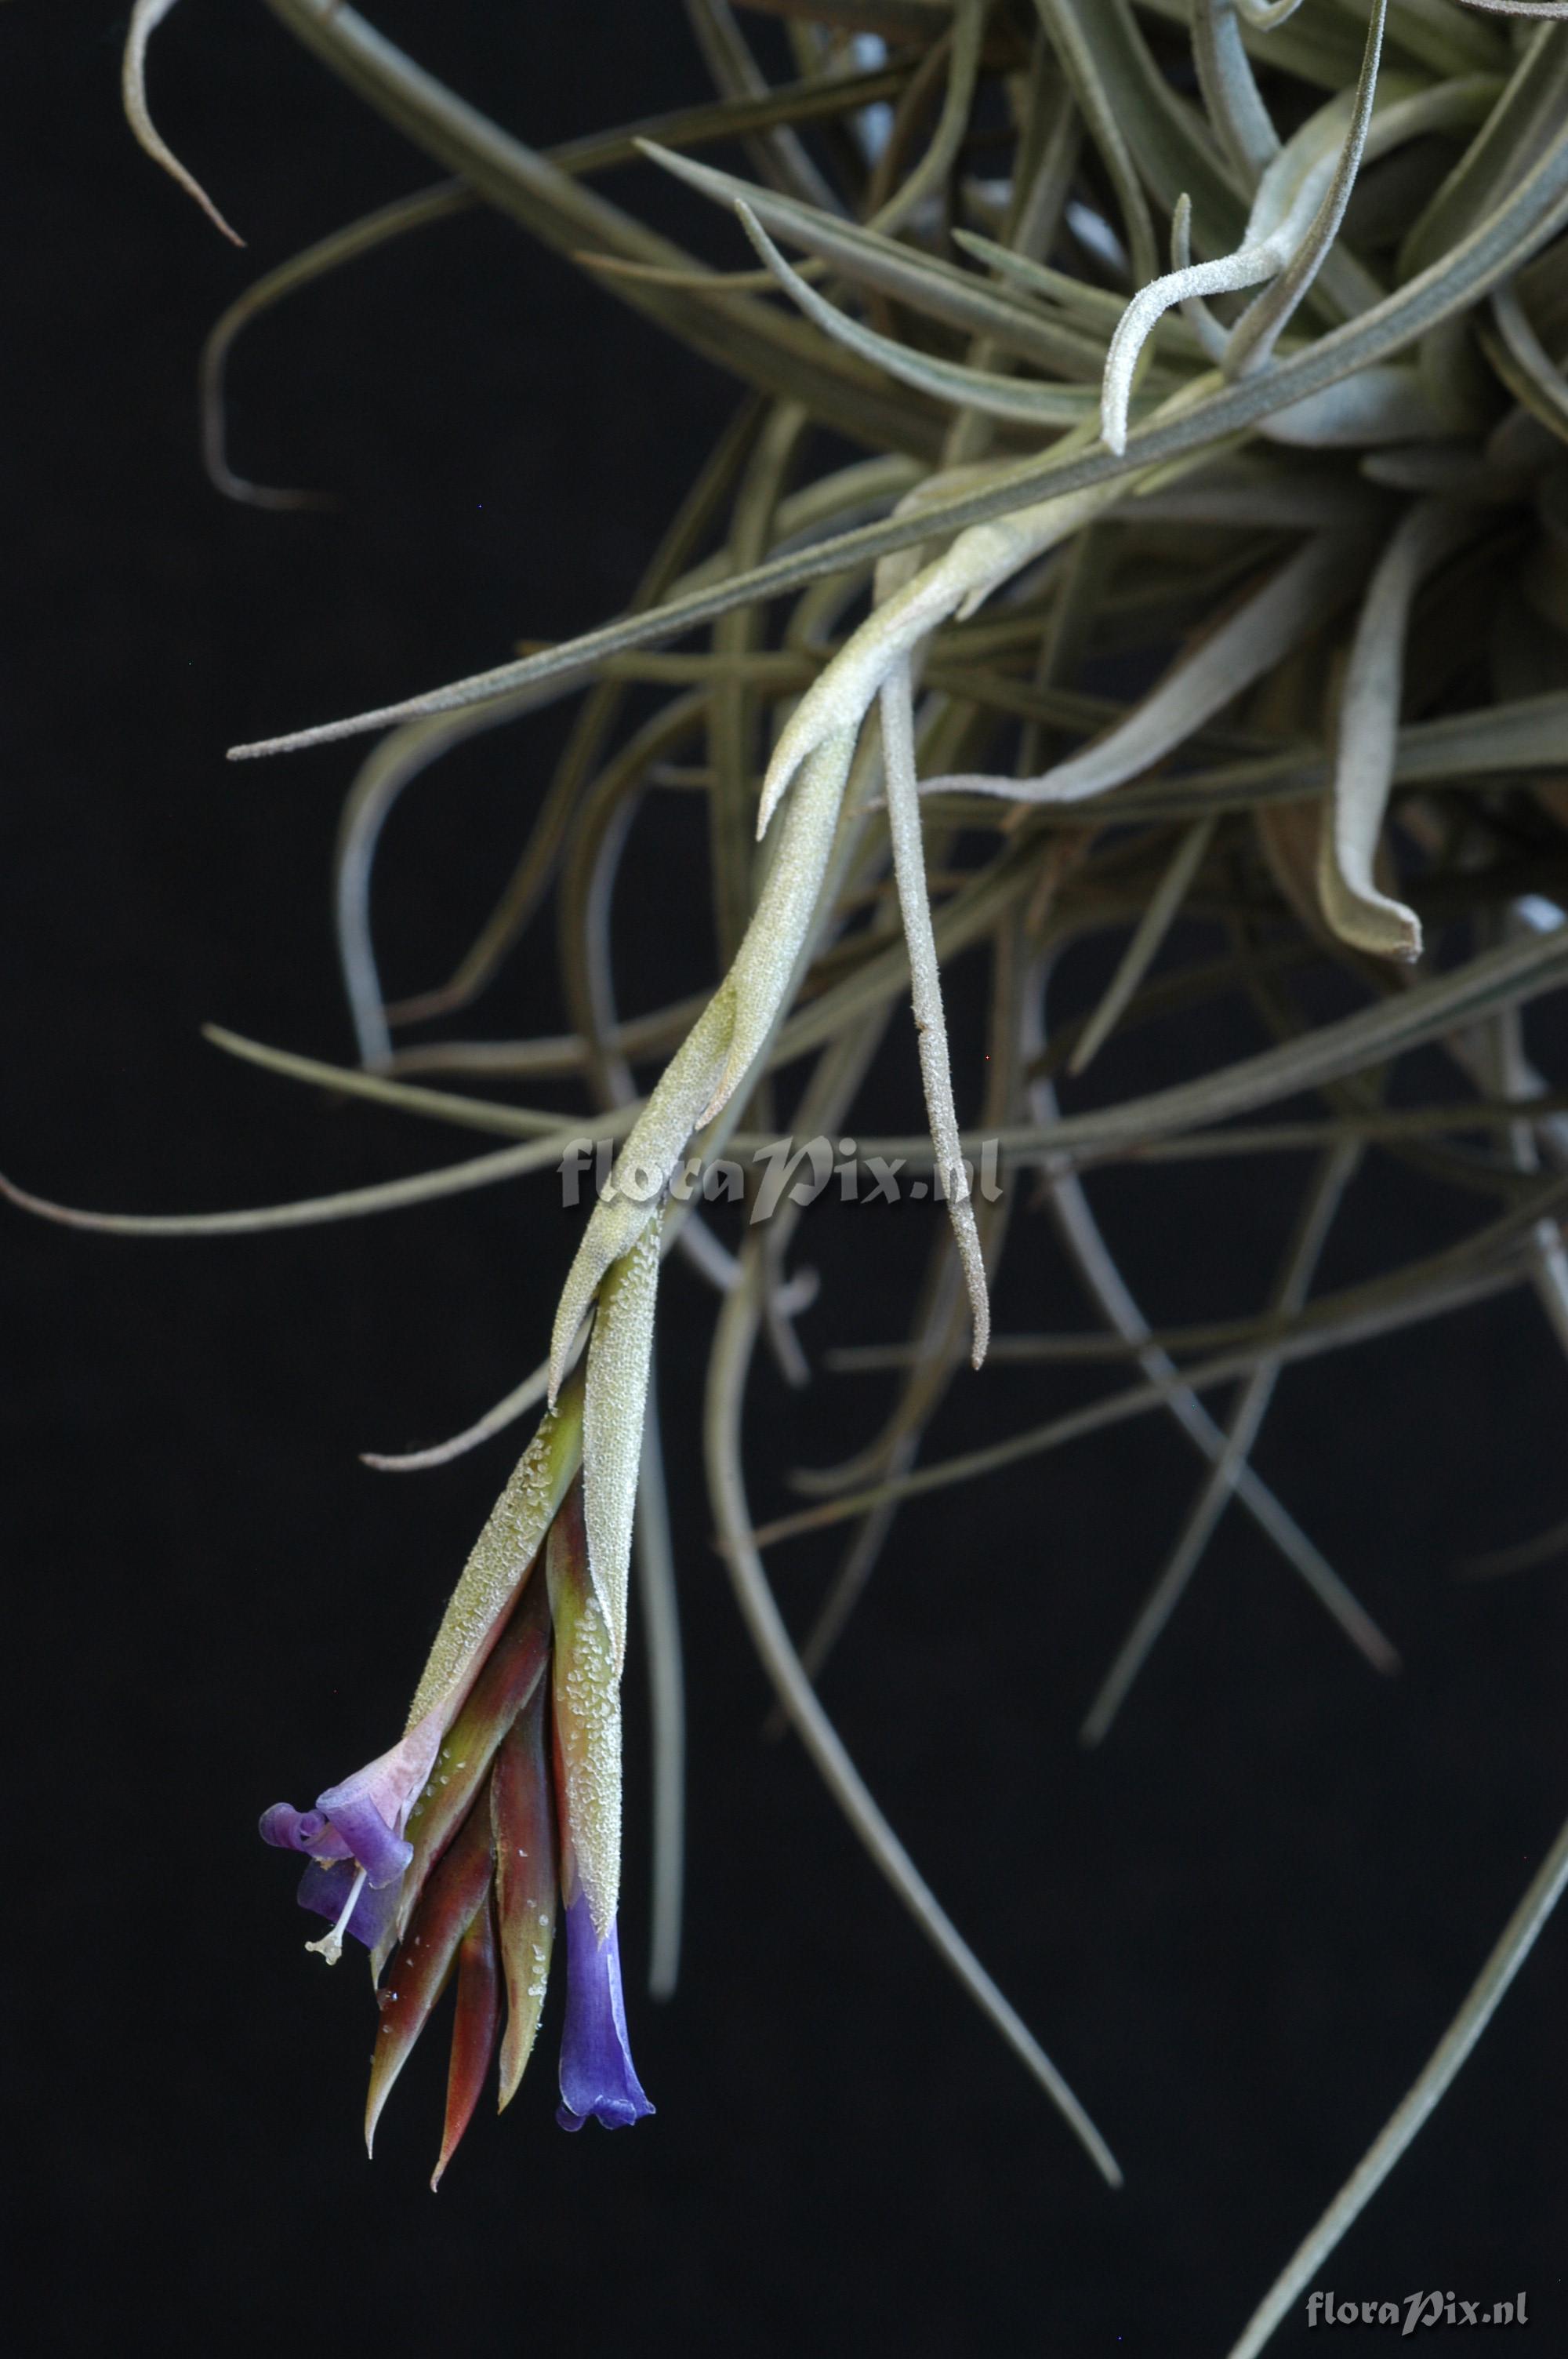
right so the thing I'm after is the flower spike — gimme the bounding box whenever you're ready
[263,1380,650,2171]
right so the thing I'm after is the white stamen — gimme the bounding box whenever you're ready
[305,1866,367,1967]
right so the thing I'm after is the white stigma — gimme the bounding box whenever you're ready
[305,1865,368,1967]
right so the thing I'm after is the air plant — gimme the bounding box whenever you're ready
[17,0,1568,2347]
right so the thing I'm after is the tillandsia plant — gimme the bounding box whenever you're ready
[17,0,1568,2345]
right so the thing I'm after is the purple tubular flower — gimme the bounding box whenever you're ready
[313,1779,416,1887]
[258,1802,350,1863]
[260,1755,424,1963]
[556,1892,655,2132]
[260,1776,416,1889]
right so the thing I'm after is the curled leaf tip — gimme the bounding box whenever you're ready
[123,0,245,247]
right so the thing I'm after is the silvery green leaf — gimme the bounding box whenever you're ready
[706,1263,1123,2187]
[932,533,1370,805]
[1261,362,1450,444]
[583,1216,664,1668]
[1025,964,1394,1678]
[1080,1139,1366,1745]
[123,0,244,244]
[1033,0,1160,288]
[639,143,1108,378]
[1100,11,1399,449]
[262,0,936,455]
[862,0,985,238]
[1319,497,1479,960]
[202,182,469,507]
[735,203,1098,427]
[1193,0,1282,186]
[1138,0,1363,88]
[549,990,734,1398]
[1223,0,1392,378]
[758,462,1137,831]
[1483,279,1568,438]
[709,728,858,1111]
[230,96,1568,761]
[1069,819,1217,1074]
[405,1373,585,1733]
[1037,0,1251,254]
[1400,20,1568,278]
[1450,1,1568,24]
[880,660,990,1365]
[1225,1808,1568,2359]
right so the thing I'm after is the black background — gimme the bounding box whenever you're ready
[7,5,1567,2353]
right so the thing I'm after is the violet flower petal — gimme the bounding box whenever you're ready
[313,1781,415,1888]
[259,1802,351,1861]
[296,1859,401,1953]
[556,1895,654,2132]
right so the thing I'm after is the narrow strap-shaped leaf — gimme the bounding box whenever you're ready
[706,1258,1124,2186]
[1225,1805,1568,2359]
[993,924,1568,1164]
[229,106,1568,761]
[1399,19,1568,278]
[1037,0,1250,257]
[122,0,243,244]
[1033,0,1157,286]
[736,203,1096,425]
[202,183,469,507]
[937,535,1370,806]
[200,1023,599,1140]
[1069,820,1217,1074]
[1483,279,1568,439]
[880,660,990,1363]
[334,683,575,1067]
[1319,496,1479,959]
[684,0,844,213]
[263,0,938,456]
[1224,0,1390,377]
[864,0,986,239]
[0,1125,591,1238]
[361,1360,552,1474]
[753,1188,1561,1545]
[641,144,1109,376]
[1080,1140,1368,1744]
[1026,962,1396,1675]
[1194,0,1281,184]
